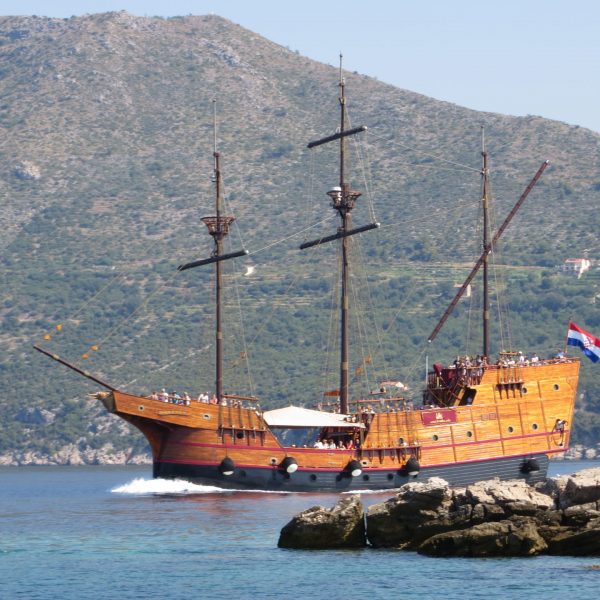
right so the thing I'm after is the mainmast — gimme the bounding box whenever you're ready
[302,56,378,415]
[335,59,360,414]
[481,129,490,358]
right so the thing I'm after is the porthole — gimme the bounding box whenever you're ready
[138,405,145,412]
[310,474,317,481]
[466,431,473,438]
[522,387,528,394]
[361,460,369,467]
[202,413,211,420]
[432,434,439,441]
[236,431,244,439]
[532,423,538,430]
[398,437,405,445]
[553,384,560,391]
[508,426,514,433]
[362,475,370,481]
[269,457,277,465]
[240,470,247,477]
[387,473,394,481]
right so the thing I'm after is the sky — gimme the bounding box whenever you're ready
[2,0,599,132]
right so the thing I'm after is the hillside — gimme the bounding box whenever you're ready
[0,12,599,463]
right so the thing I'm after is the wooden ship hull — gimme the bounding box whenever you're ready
[97,357,579,491]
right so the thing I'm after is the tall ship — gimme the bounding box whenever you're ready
[36,72,580,492]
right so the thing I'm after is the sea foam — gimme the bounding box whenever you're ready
[111,477,224,495]
[111,477,295,495]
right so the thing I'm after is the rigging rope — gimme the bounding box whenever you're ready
[369,129,481,173]
[74,267,182,365]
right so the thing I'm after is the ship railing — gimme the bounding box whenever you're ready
[427,367,483,389]
[427,356,578,389]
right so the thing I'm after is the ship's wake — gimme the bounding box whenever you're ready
[111,477,228,495]
[111,477,295,495]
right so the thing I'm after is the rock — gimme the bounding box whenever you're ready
[13,160,41,180]
[562,504,600,527]
[366,478,454,548]
[544,526,600,556]
[558,468,600,509]
[465,478,555,510]
[418,517,548,557]
[281,470,600,556]
[278,495,365,549]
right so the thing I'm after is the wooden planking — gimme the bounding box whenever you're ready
[105,359,579,473]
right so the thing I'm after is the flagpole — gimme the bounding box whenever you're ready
[564,319,573,355]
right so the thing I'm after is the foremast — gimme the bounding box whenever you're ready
[178,100,247,404]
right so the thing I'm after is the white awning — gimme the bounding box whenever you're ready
[263,406,364,429]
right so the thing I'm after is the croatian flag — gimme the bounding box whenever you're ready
[567,322,600,363]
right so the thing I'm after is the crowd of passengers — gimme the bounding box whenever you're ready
[313,437,359,450]
[147,389,250,408]
[450,350,569,373]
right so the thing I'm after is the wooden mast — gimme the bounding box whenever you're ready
[302,57,377,415]
[178,100,247,402]
[481,129,490,359]
[209,100,231,403]
[427,160,549,345]
[338,57,351,414]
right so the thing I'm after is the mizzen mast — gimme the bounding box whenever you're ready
[302,56,379,414]
[427,157,549,347]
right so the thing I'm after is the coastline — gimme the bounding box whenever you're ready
[0,444,152,466]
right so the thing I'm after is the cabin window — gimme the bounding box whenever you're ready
[532,423,539,430]
[466,431,473,438]
[553,384,560,391]
[202,413,211,420]
[508,426,514,433]
[522,387,528,394]
[432,434,439,441]
[270,427,322,447]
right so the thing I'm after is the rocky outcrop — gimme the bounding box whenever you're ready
[419,517,548,557]
[278,495,365,549]
[280,468,600,556]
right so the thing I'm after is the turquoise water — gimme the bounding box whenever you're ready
[1,462,599,600]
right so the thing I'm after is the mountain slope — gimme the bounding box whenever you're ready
[1,12,599,462]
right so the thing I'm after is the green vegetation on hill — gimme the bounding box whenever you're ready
[0,12,599,459]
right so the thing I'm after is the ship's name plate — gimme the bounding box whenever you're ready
[421,409,457,426]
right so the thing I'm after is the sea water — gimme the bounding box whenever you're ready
[1,461,599,600]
